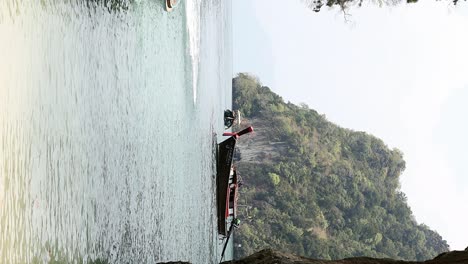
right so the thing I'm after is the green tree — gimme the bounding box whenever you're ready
[302,0,463,13]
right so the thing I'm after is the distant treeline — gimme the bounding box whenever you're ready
[302,0,464,12]
[232,73,449,261]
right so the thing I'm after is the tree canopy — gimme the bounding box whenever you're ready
[302,0,465,12]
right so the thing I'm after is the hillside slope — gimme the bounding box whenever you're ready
[232,73,449,261]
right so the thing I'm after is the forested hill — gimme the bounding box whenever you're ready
[231,73,449,261]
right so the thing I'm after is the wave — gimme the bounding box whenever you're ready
[185,0,201,104]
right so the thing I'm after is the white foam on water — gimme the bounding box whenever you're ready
[185,0,201,104]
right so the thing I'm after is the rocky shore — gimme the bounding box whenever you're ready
[221,248,468,264]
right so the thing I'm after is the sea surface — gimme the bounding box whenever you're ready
[0,0,232,263]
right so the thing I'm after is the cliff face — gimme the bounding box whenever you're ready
[231,73,449,261]
[224,248,468,264]
[234,118,287,164]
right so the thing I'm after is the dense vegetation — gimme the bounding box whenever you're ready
[303,0,464,12]
[232,73,449,261]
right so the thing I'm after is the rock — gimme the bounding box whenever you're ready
[222,248,468,264]
[426,250,468,264]
[157,262,190,264]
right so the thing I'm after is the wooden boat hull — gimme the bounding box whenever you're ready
[216,136,237,236]
[165,0,177,12]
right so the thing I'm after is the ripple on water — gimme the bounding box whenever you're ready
[0,0,232,263]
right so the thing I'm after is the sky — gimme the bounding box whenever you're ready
[233,0,468,251]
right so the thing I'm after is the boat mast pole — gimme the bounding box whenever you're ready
[219,223,235,263]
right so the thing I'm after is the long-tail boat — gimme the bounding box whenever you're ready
[216,126,253,236]
[165,0,177,12]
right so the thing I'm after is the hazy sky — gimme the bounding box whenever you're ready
[233,0,468,250]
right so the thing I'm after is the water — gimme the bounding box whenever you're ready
[0,0,232,263]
